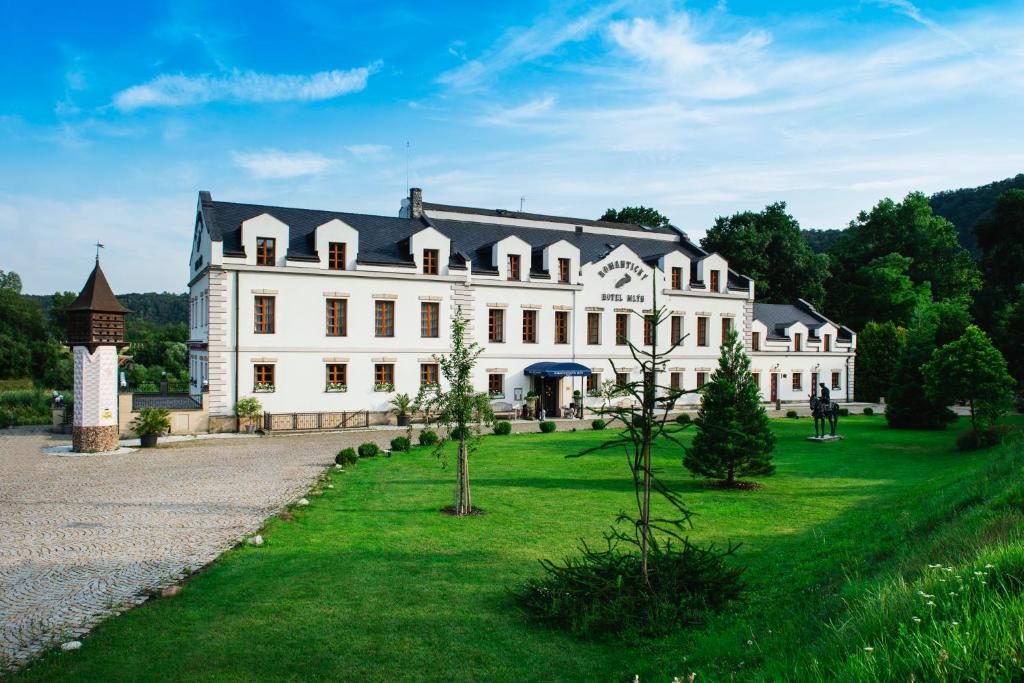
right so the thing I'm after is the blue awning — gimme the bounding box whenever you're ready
[523,362,592,378]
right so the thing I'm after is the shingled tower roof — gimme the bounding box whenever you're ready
[67,259,127,313]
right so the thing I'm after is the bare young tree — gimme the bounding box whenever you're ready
[414,306,494,515]
[577,271,696,586]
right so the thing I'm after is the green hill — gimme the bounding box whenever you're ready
[929,173,1024,255]
[25,291,187,326]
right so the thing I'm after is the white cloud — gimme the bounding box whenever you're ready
[113,63,379,111]
[477,95,556,126]
[345,144,391,160]
[232,150,336,179]
[437,3,623,89]
[607,15,771,99]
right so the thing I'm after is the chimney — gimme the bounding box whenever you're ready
[410,187,423,219]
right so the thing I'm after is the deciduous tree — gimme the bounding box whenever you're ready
[922,325,1015,436]
[600,206,672,229]
[414,307,493,515]
[701,202,829,309]
[855,321,906,402]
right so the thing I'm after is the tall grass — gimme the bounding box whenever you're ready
[0,388,58,427]
[808,437,1024,680]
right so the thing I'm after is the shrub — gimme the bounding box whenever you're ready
[493,420,512,435]
[357,442,380,458]
[0,388,53,426]
[863,407,874,416]
[130,407,170,437]
[591,419,606,430]
[234,396,262,419]
[786,409,799,419]
[418,429,439,446]
[335,448,358,466]
[513,541,743,639]
[539,421,557,433]
[675,413,691,425]
[448,426,468,441]
[390,436,411,452]
[838,407,850,417]
[956,426,1003,451]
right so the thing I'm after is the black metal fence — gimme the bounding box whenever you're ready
[262,410,370,432]
[132,393,203,410]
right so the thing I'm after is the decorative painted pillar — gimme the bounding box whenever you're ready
[65,259,127,453]
[72,346,120,452]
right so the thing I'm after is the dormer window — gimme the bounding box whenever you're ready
[671,267,682,290]
[558,258,570,283]
[256,237,276,266]
[423,249,439,275]
[824,334,831,352]
[794,332,802,351]
[709,270,720,292]
[752,331,761,351]
[508,254,521,281]
[328,242,346,270]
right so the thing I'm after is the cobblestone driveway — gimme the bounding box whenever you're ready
[0,428,344,672]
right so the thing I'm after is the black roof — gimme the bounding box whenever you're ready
[753,300,853,341]
[421,201,680,236]
[197,193,750,288]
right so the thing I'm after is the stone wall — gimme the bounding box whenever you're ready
[73,425,118,453]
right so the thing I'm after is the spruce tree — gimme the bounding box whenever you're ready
[684,329,776,487]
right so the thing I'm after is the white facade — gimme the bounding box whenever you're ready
[187,191,856,421]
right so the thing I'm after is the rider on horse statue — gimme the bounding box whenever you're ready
[810,382,839,438]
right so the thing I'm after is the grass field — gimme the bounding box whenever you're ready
[15,416,1024,682]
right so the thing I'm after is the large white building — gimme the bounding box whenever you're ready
[186,189,855,429]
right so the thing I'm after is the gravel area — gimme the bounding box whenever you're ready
[0,427,344,672]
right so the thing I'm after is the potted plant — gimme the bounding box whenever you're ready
[235,396,263,434]
[131,407,170,448]
[524,390,538,420]
[390,392,413,427]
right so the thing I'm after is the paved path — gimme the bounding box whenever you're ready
[0,428,342,672]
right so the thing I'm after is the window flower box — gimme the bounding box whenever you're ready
[586,389,602,398]
[489,391,505,399]
[253,382,275,393]
[326,383,348,393]
[373,382,395,393]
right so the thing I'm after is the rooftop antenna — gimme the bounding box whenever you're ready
[405,141,410,192]
[95,241,105,262]
[520,196,525,213]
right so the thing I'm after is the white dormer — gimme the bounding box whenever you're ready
[314,218,359,271]
[541,240,580,284]
[695,253,729,292]
[751,319,769,351]
[787,322,809,351]
[492,235,531,281]
[816,323,838,351]
[409,226,452,276]
[660,251,691,291]
[240,213,289,267]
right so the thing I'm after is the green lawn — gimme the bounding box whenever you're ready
[16,416,1020,682]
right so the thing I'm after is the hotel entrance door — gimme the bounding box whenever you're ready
[537,377,559,418]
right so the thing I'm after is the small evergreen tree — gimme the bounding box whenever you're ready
[684,329,776,487]
[922,325,1015,436]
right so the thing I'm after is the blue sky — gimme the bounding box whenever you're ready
[2,0,1022,294]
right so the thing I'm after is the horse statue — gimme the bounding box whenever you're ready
[809,383,840,438]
